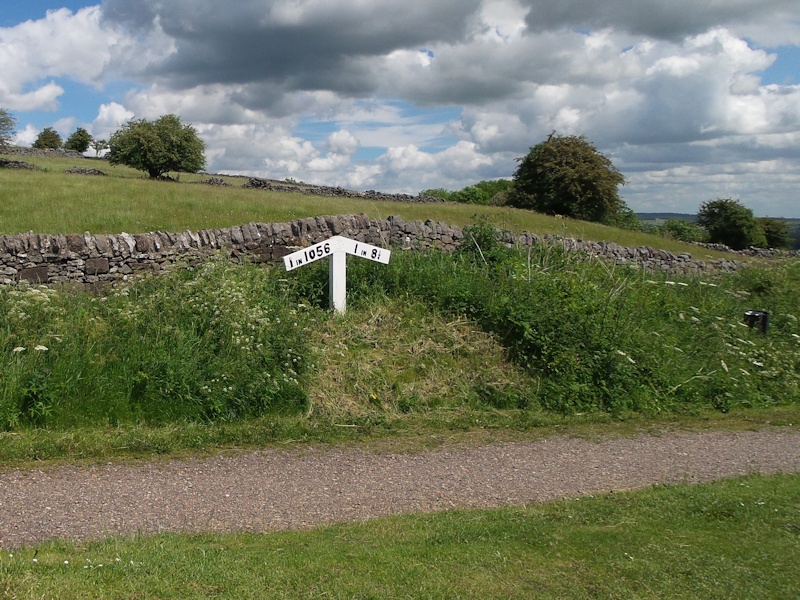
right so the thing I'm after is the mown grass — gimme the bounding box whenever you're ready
[2,474,798,598]
[0,152,735,258]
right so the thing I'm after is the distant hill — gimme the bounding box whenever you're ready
[637,213,697,222]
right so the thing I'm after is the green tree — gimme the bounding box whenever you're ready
[697,198,766,250]
[757,217,791,249]
[64,127,93,153]
[0,108,16,151]
[108,114,206,178]
[790,224,800,250]
[660,219,707,243]
[422,180,514,205]
[509,132,627,224]
[420,187,453,201]
[32,127,63,150]
[91,138,109,157]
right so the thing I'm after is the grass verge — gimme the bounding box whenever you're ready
[1,245,798,466]
[2,473,798,598]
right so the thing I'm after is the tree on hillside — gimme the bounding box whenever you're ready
[32,127,63,150]
[0,108,16,151]
[660,219,708,243]
[91,138,109,157]
[108,114,206,178]
[421,180,514,205]
[508,132,627,224]
[757,217,791,249]
[64,127,93,153]
[697,198,766,250]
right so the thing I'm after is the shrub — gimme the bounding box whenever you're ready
[32,127,63,150]
[757,217,792,249]
[64,127,93,153]
[697,198,766,250]
[509,132,628,224]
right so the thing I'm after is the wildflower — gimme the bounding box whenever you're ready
[12,347,25,353]
[34,345,49,352]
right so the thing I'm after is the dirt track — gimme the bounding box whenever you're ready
[1,428,798,549]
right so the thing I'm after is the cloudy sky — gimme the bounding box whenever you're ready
[2,1,799,216]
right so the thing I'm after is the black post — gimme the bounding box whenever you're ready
[744,310,769,334]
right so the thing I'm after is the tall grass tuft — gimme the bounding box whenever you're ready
[0,258,314,430]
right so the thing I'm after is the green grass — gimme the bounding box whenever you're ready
[0,156,798,598]
[2,473,798,598]
[1,245,798,466]
[0,153,736,259]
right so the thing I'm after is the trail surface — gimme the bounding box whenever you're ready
[1,428,798,548]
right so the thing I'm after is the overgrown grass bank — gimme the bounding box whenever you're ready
[2,474,798,598]
[1,234,797,463]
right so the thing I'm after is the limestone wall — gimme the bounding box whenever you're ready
[0,214,743,286]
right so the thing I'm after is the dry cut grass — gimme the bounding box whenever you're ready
[306,298,537,418]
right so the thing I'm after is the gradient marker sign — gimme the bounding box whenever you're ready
[283,235,391,313]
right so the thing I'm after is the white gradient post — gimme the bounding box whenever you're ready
[329,247,347,313]
[283,235,391,314]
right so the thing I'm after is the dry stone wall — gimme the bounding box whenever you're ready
[241,177,444,203]
[0,214,744,287]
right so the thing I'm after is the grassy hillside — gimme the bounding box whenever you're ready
[0,152,735,258]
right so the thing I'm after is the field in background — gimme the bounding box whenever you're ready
[0,153,736,259]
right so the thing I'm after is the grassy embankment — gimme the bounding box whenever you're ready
[0,155,797,596]
[1,154,798,463]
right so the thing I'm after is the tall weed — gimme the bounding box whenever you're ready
[0,259,314,430]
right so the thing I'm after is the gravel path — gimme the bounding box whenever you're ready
[1,428,798,549]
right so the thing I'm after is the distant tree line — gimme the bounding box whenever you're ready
[0,107,205,179]
[423,132,796,250]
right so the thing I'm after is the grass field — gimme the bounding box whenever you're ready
[0,152,735,258]
[2,474,798,598]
